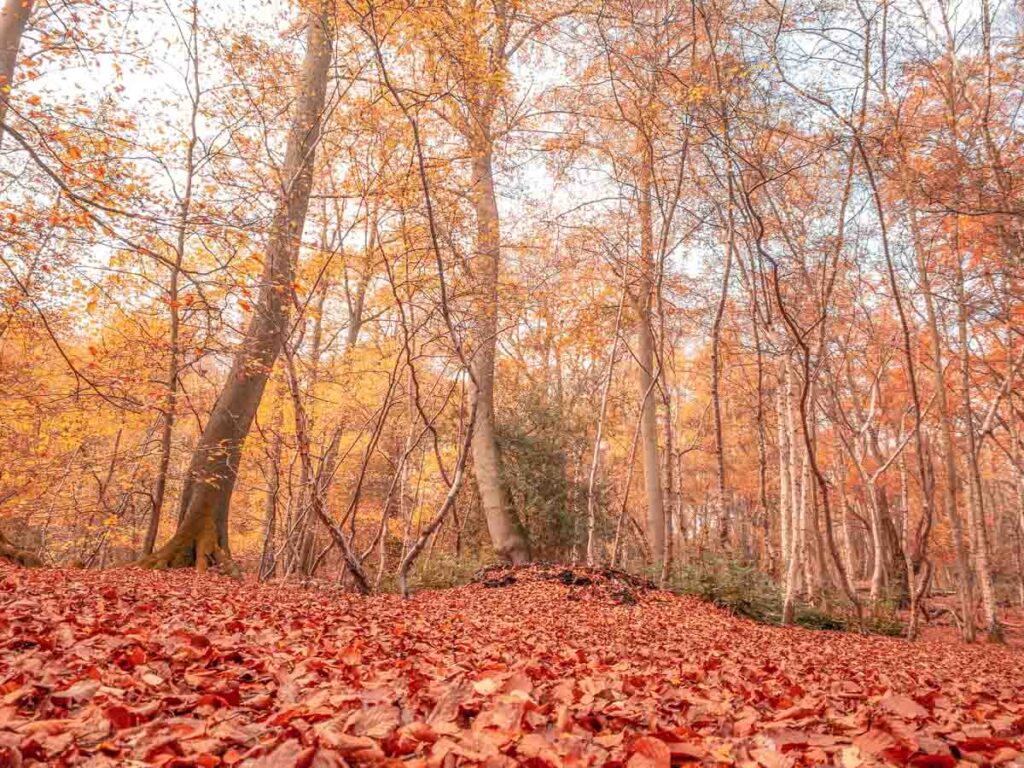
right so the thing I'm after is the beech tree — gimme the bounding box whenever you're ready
[0,0,1021,645]
[140,1,334,570]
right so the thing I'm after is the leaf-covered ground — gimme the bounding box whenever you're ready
[0,565,1021,768]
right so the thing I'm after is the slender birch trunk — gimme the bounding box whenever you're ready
[953,232,1001,640]
[585,282,626,565]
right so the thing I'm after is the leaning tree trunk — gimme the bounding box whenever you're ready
[467,136,530,564]
[0,1,41,566]
[138,4,332,571]
[0,0,35,150]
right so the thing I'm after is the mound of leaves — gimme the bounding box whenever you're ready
[473,564,654,605]
[1,565,1022,767]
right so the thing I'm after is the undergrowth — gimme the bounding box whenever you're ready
[666,558,904,637]
[377,553,492,594]
[383,554,903,637]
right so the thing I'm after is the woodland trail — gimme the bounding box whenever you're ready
[0,564,1021,767]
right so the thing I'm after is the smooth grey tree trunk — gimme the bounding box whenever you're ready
[468,139,530,564]
[635,153,665,567]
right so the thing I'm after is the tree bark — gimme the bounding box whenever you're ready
[291,278,329,577]
[781,356,801,624]
[138,4,332,571]
[711,184,735,547]
[259,395,283,581]
[953,235,1002,641]
[467,138,530,564]
[0,0,34,151]
[635,151,665,568]
[585,280,626,566]
[0,529,40,566]
[0,0,43,569]
[900,172,976,639]
[777,359,792,578]
[143,3,200,556]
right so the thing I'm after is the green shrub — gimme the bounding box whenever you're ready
[666,557,903,636]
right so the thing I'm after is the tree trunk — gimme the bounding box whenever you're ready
[467,137,530,564]
[953,240,1002,641]
[138,4,332,571]
[259,396,283,581]
[143,6,200,556]
[0,0,40,565]
[0,0,34,151]
[711,186,735,547]
[897,146,976,641]
[777,359,792,577]
[781,357,800,624]
[0,529,40,566]
[585,282,625,566]
[635,151,665,568]
[292,278,329,577]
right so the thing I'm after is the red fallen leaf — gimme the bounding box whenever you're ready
[628,736,671,768]
[405,721,438,743]
[391,722,439,755]
[908,755,956,768]
[95,741,121,756]
[195,693,233,710]
[854,729,915,763]
[143,735,182,762]
[52,679,100,705]
[248,693,273,710]
[310,749,348,768]
[315,719,384,759]
[768,728,811,752]
[105,704,139,730]
[346,704,401,739]
[664,742,706,762]
[992,747,1022,764]
[750,747,793,768]
[269,705,309,726]
[165,757,219,768]
[216,686,241,706]
[880,694,929,720]
[19,738,45,761]
[245,739,315,768]
[957,737,1016,754]
[18,719,74,736]
[515,733,562,766]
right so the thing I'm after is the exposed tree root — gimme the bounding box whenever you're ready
[0,531,41,567]
[136,511,239,577]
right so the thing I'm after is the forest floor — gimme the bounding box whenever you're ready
[0,564,1021,768]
